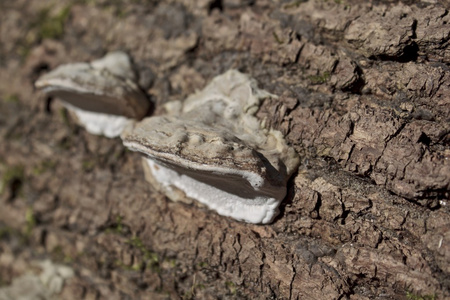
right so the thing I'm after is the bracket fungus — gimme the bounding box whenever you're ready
[35,51,150,138]
[122,70,300,224]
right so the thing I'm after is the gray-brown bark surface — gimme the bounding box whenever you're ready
[0,0,449,299]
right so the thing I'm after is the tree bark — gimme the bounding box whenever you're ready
[0,0,449,299]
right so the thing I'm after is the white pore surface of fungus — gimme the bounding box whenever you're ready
[64,103,132,138]
[122,70,300,224]
[145,159,282,224]
[35,51,149,138]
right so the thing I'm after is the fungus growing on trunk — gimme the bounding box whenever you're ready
[35,51,150,138]
[121,70,299,224]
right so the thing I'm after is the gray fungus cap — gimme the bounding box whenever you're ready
[35,51,150,119]
[122,70,299,224]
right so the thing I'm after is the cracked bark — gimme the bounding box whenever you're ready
[0,0,449,299]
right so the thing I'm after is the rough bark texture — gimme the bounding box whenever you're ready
[0,0,449,299]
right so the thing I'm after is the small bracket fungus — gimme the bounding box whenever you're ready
[35,51,150,138]
[122,70,299,224]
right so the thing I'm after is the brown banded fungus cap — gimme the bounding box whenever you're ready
[35,51,150,138]
[121,70,300,224]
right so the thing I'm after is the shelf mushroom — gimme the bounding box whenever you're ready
[35,51,150,138]
[121,70,300,224]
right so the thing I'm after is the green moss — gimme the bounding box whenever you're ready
[114,216,123,233]
[4,94,19,103]
[308,71,331,84]
[127,236,160,273]
[105,215,124,234]
[272,31,284,44]
[0,222,32,245]
[50,245,75,263]
[57,136,72,150]
[165,258,177,268]
[406,292,436,300]
[183,276,206,300]
[144,250,160,272]
[64,255,74,263]
[131,262,143,271]
[114,7,128,19]
[24,207,36,237]
[128,236,144,248]
[34,5,71,40]
[0,226,12,240]
[225,281,237,295]
[197,261,208,268]
[51,245,65,261]
[4,130,24,141]
[82,159,96,172]
[59,108,71,128]
[114,259,143,271]
[33,160,57,175]
[283,0,307,9]
[17,44,32,60]
[15,5,71,60]
[182,291,193,299]
[0,165,24,196]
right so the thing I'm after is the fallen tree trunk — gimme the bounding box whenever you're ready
[0,0,448,299]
